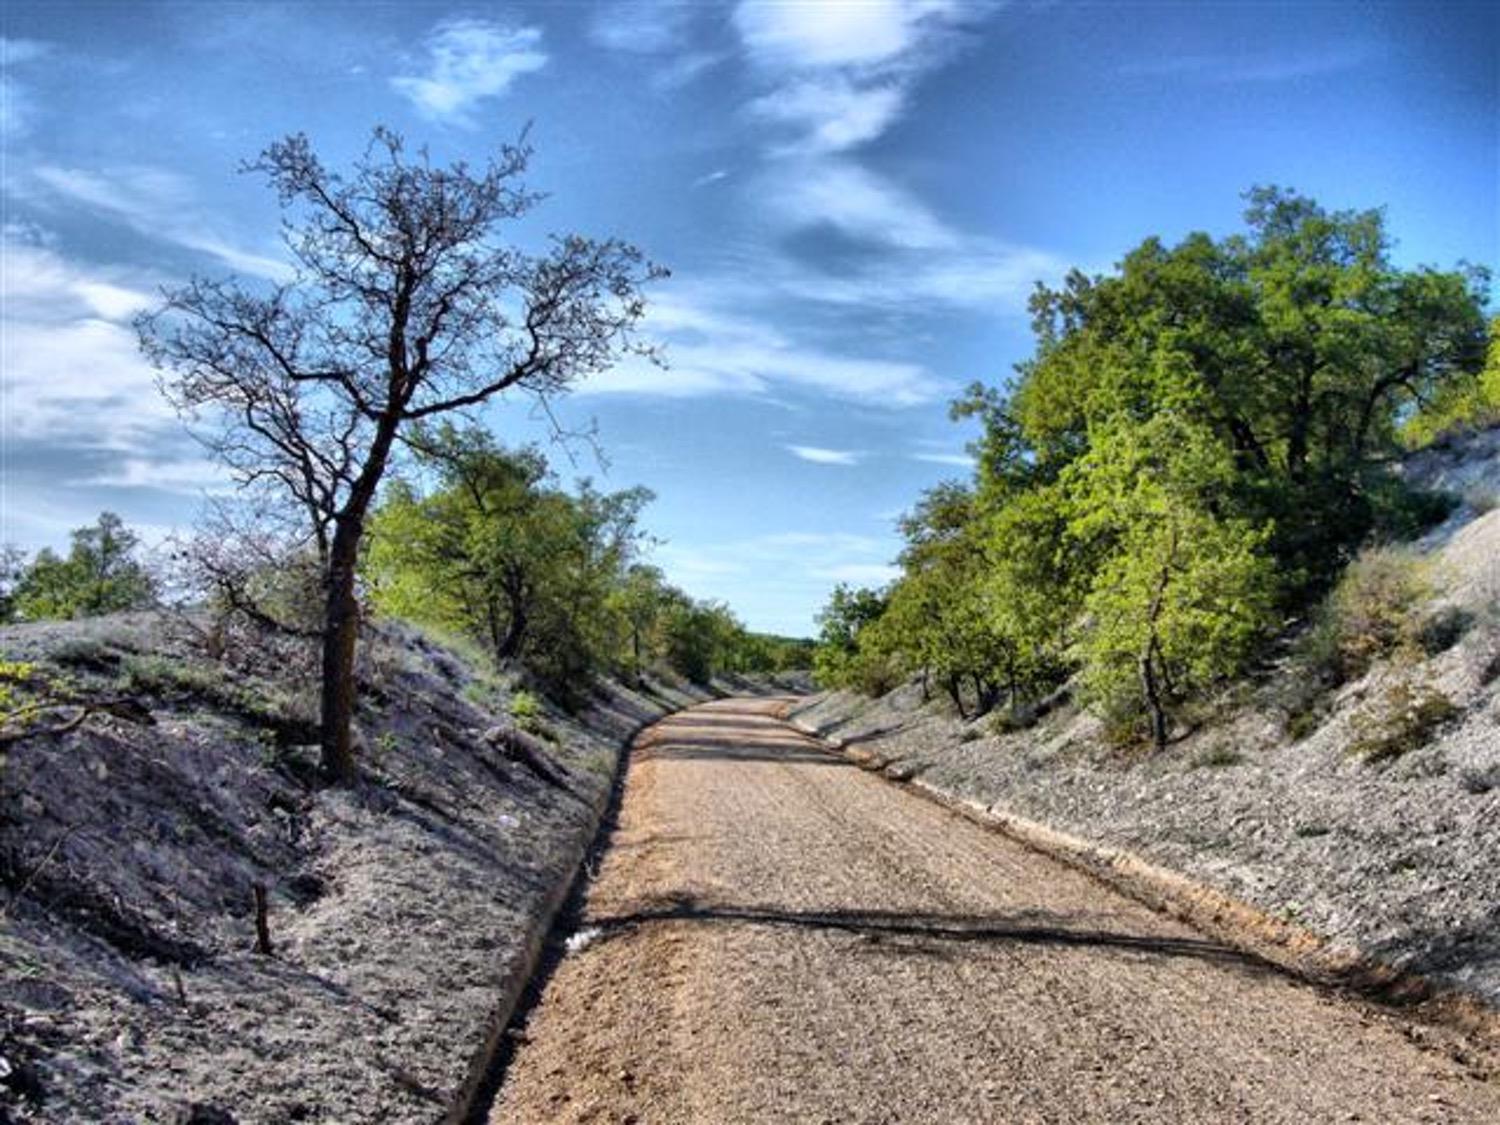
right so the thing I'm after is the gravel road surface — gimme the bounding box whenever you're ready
[489,698,1499,1124]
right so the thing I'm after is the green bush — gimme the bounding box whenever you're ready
[508,690,542,726]
[1348,681,1461,763]
[1319,547,1433,680]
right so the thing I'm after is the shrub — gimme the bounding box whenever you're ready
[1319,547,1433,680]
[508,690,542,726]
[1348,680,1461,764]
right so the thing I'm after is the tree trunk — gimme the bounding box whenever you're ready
[497,602,527,661]
[946,675,967,720]
[1139,639,1168,752]
[318,415,400,784]
[319,521,363,784]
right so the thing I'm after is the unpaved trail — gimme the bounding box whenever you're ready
[489,698,1499,1124]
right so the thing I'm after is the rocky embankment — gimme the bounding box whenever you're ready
[0,613,744,1123]
[794,428,1500,1019]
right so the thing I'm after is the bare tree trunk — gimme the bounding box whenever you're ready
[318,419,399,784]
[946,675,967,720]
[319,524,362,784]
[1139,644,1168,752]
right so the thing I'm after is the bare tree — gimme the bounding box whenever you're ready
[138,127,662,783]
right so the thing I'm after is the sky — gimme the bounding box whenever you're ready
[1,1,1496,636]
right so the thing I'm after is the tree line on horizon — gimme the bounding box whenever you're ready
[814,187,1500,749]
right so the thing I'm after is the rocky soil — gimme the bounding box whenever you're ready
[792,427,1500,1016]
[0,611,728,1123]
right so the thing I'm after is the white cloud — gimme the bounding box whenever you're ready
[24,165,290,280]
[787,445,862,466]
[692,169,729,188]
[733,0,957,70]
[582,292,946,406]
[774,241,1069,310]
[766,158,958,250]
[0,234,171,447]
[392,18,546,124]
[75,456,228,494]
[749,74,905,154]
[733,0,977,156]
[650,528,898,632]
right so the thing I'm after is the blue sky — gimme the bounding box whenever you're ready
[1,1,1495,635]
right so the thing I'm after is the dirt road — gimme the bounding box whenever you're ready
[489,698,1499,1123]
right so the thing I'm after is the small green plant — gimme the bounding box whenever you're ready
[1327,547,1433,676]
[508,690,542,728]
[122,654,224,698]
[0,661,41,726]
[372,730,399,767]
[1348,680,1461,764]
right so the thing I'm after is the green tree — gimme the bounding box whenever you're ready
[812,584,891,691]
[12,513,157,621]
[1067,417,1276,748]
[1403,314,1500,446]
[364,425,652,695]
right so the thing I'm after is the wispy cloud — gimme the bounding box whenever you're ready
[692,169,729,188]
[21,164,290,280]
[0,230,230,546]
[1121,44,1378,83]
[733,0,961,70]
[0,36,49,139]
[651,50,728,91]
[590,3,725,90]
[0,232,166,444]
[582,293,946,406]
[748,74,905,155]
[590,1,696,54]
[734,0,981,156]
[392,18,546,124]
[787,445,862,466]
[765,158,958,250]
[728,3,1059,316]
